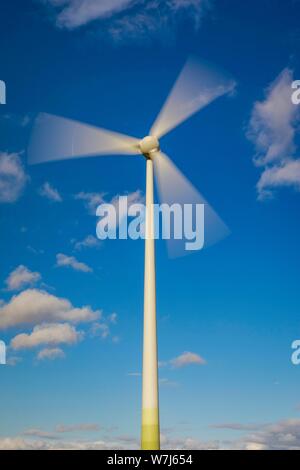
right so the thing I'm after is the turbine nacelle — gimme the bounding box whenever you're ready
[139,136,160,157]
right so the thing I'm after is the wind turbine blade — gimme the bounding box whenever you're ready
[152,152,230,258]
[28,113,141,164]
[150,58,236,139]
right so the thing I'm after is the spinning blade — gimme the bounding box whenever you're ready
[28,113,141,164]
[152,152,230,257]
[150,57,236,139]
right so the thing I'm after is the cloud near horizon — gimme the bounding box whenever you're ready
[2,417,300,449]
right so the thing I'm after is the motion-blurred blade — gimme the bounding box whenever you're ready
[150,58,236,139]
[152,152,230,257]
[28,113,141,164]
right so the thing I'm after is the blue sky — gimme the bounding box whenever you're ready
[0,0,300,450]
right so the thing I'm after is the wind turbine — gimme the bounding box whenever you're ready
[28,57,235,450]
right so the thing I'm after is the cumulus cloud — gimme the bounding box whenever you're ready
[44,0,133,29]
[90,321,110,339]
[5,265,41,291]
[0,152,28,203]
[73,235,101,251]
[39,182,62,202]
[56,253,93,273]
[41,0,210,43]
[10,323,83,350]
[74,191,105,215]
[237,418,300,450]
[37,347,66,361]
[256,159,300,197]
[88,310,118,341]
[247,68,300,199]
[6,355,22,366]
[0,289,99,330]
[169,351,206,368]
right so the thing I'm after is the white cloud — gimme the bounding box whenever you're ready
[110,190,144,226]
[42,0,209,40]
[55,423,100,433]
[5,265,41,291]
[6,355,22,366]
[237,418,300,450]
[170,351,206,368]
[56,253,93,273]
[22,428,58,439]
[89,312,118,340]
[159,377,179,387]
[39,182,62,202]
[247,68,300,199]
[74,235,101,251]
[45,0,132,29]
[248,69,298,167]
[108,312,118,324]
[0,152,28,203]
[10,323,83,350]
[108,0,210,44]
[0,433,218,450]
[95,190,144,238]
[0,437,125,450]
[75,191,105,214]
[0,289,99,330]
[90,322,109,339]
[37,347,65,361]
[27,246,45,255]
[2,417,300,449]
[210,422,263,431]
[76,190,144,232]
[256,159,300,199]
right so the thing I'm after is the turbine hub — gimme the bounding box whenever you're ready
[139,135,160,156]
